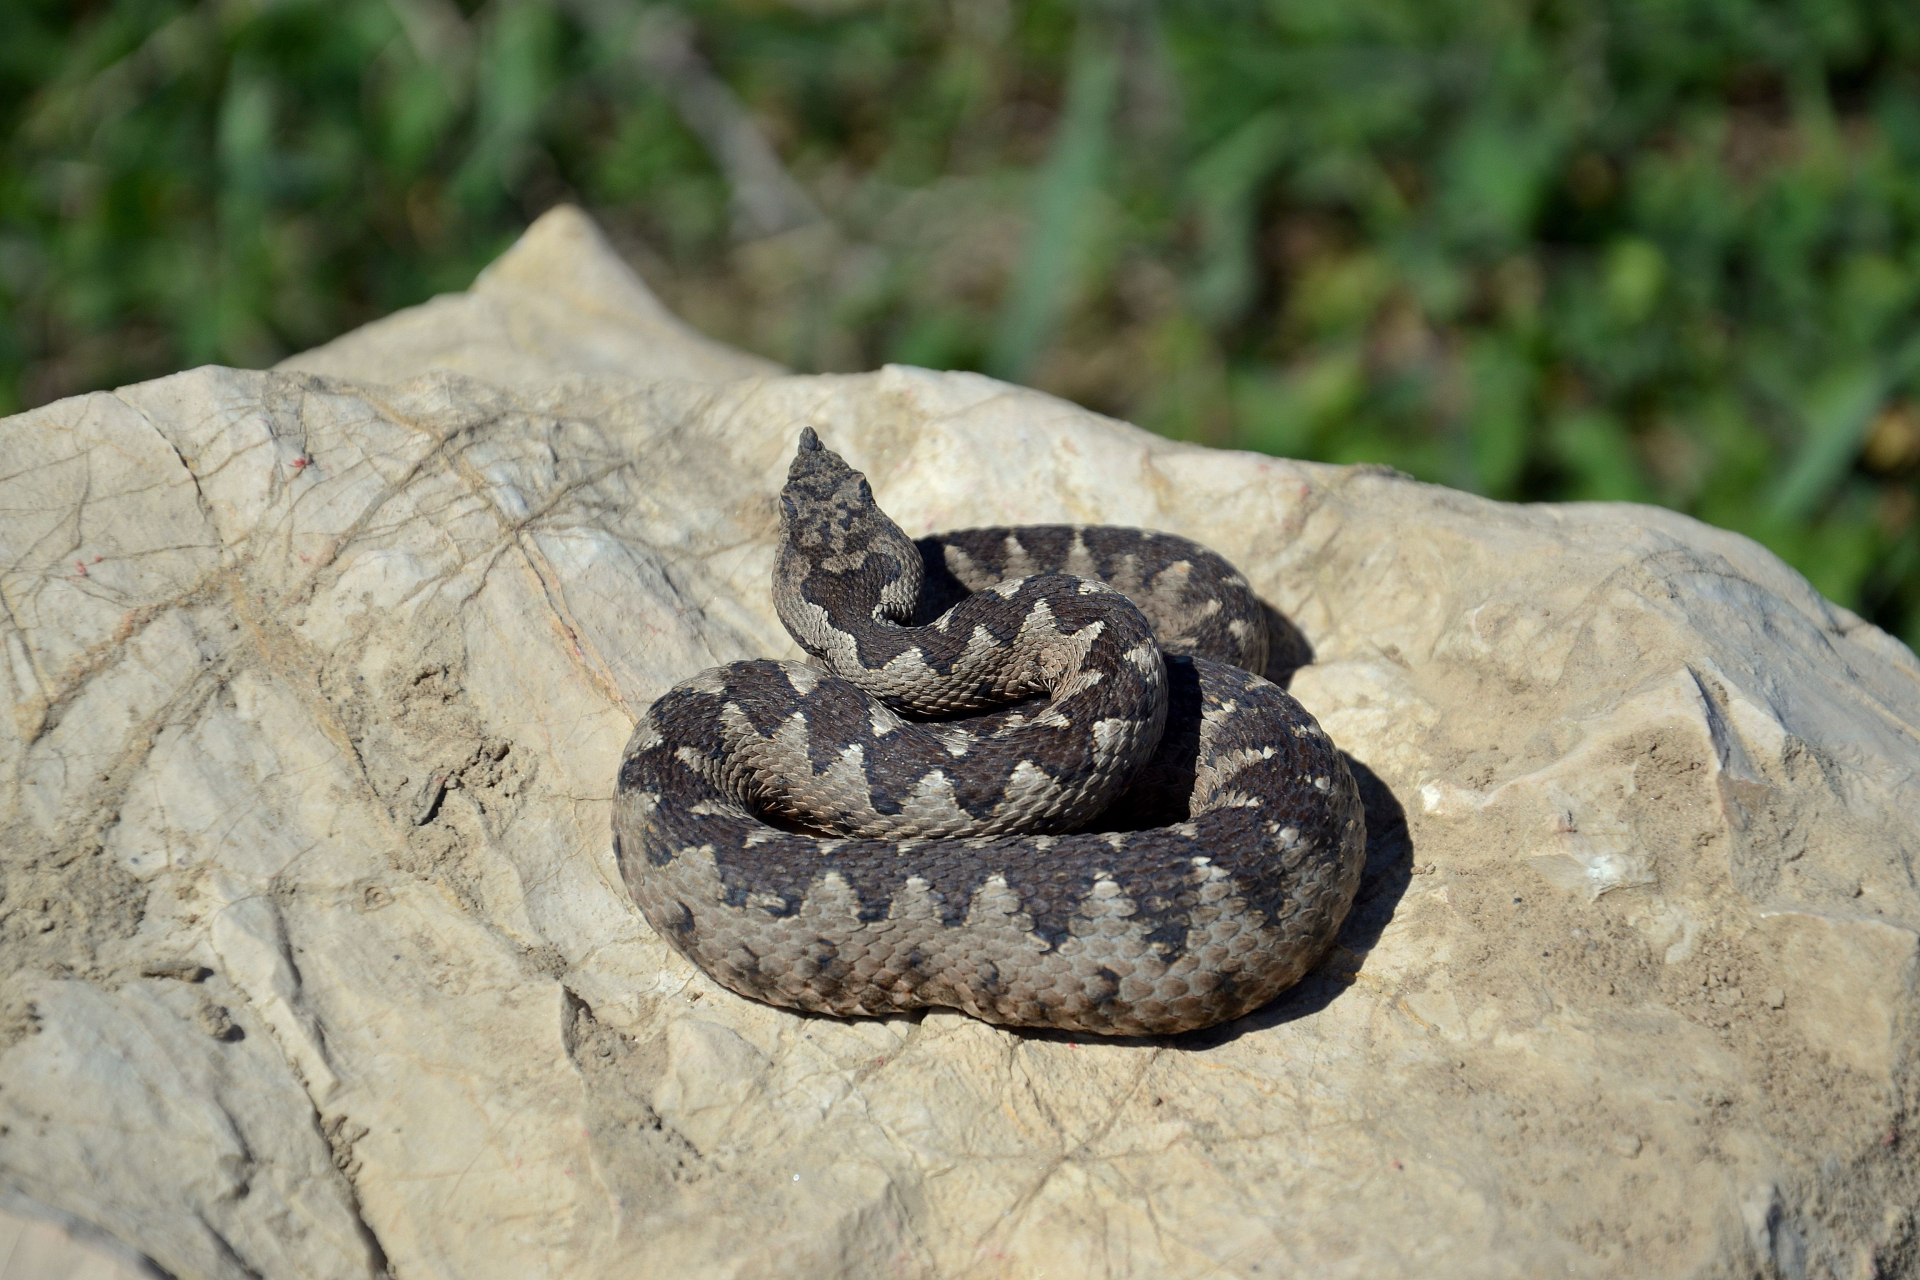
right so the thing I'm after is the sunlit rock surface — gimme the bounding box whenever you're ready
[3,206,1916,1280]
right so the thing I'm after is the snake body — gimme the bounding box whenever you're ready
[614,430,1365,1035]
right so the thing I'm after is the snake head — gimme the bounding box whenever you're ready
[776,428,924,640]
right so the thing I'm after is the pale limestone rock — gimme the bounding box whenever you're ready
[3,206,1917,1279]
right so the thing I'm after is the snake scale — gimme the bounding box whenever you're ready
[614,429,1365,1035]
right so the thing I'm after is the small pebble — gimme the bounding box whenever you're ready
[412,774,449,826]
[195,1003,241,1041]
[1611,1133,1642,1158]
[142,959,212,983]
[1765,987,1786,1009]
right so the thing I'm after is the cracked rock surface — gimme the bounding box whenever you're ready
[3,206,1918,1280]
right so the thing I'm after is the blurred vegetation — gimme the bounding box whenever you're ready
[5,0,1920,650]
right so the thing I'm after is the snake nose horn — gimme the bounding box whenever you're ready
[788,426,853,486]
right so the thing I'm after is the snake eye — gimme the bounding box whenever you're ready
[780,494,798,524]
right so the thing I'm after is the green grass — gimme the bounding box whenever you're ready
[5,0,1920,649]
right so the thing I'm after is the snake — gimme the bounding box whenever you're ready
[613,429,1365,1036]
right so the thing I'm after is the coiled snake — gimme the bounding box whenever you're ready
[614,430,1364,1035]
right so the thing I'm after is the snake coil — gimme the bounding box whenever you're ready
[614,430,1364,1035]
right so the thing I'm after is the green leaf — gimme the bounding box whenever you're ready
[1766,363,1886,524]
[987,13,1120,383]
[1601,237,1665,326]
[1465,336,1533,498]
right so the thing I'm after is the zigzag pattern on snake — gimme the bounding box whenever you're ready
[614,429,1365,1035]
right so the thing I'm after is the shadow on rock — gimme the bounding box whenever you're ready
[1260,601,1314,689]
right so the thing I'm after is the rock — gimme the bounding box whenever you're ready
[3,205,1917,1279]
